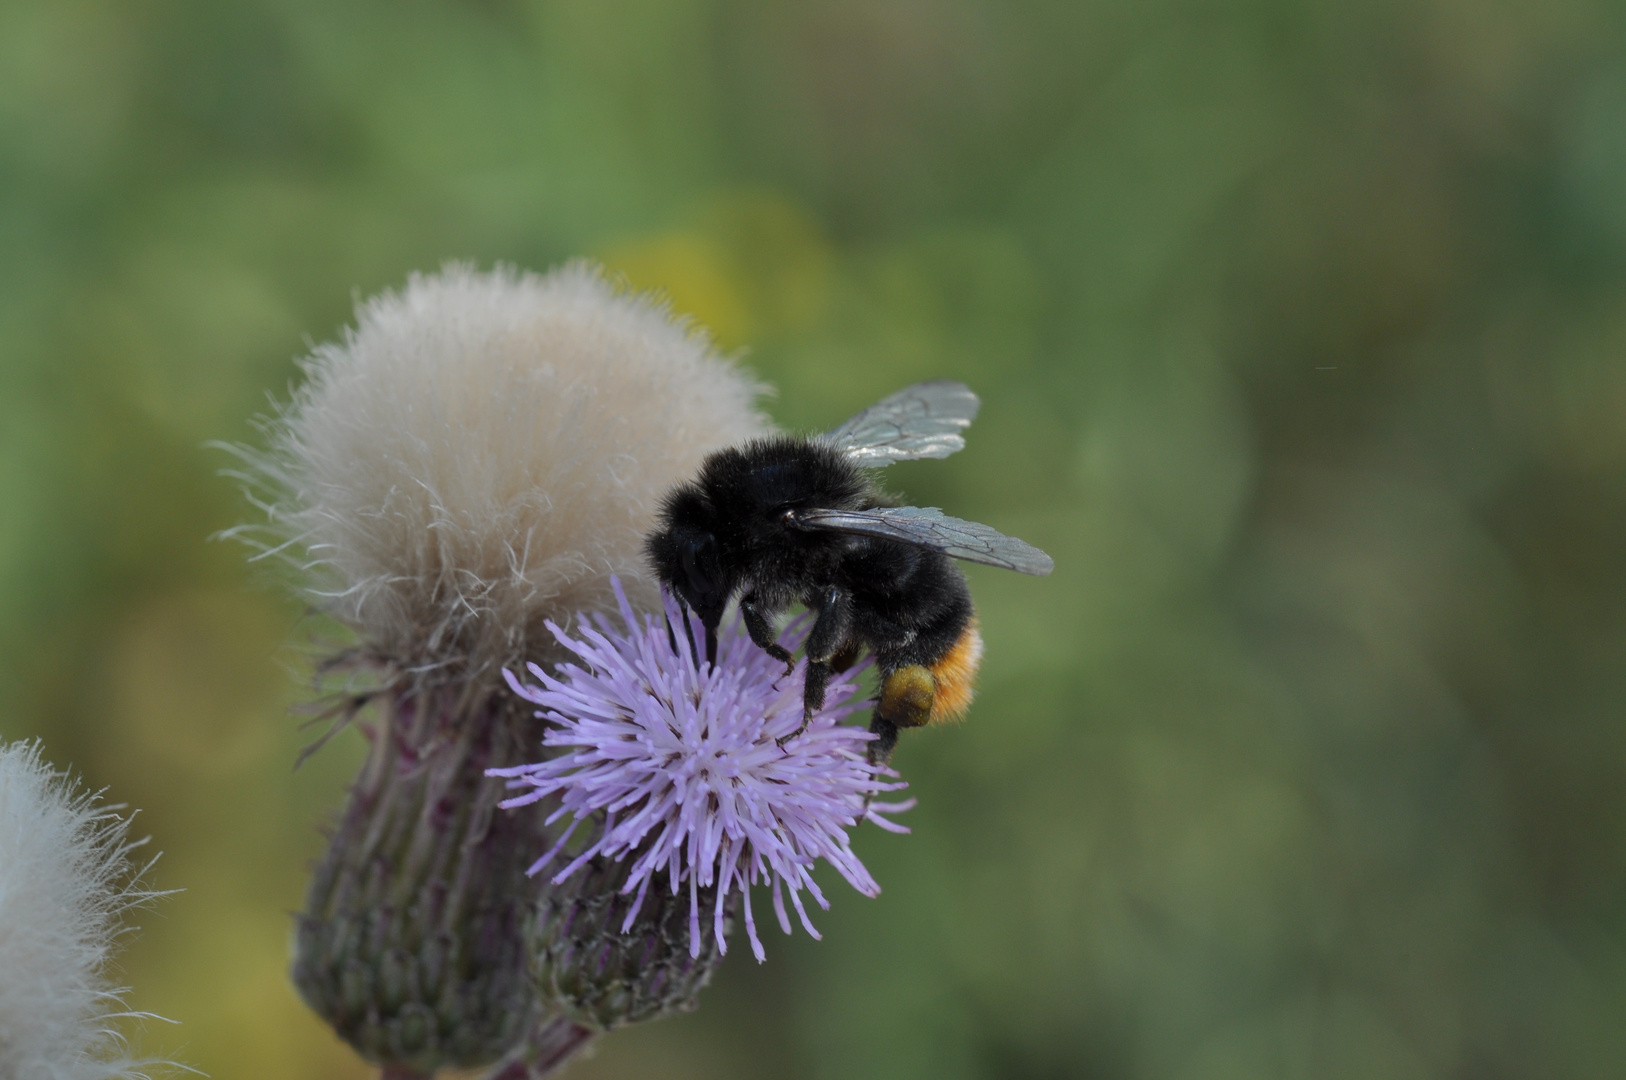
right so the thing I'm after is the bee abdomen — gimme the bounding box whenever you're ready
[925,616,982,724]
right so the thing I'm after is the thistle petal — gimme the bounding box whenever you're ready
[492,578,909,963]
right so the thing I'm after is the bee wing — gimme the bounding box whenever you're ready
[790,505,1054,576]
[822,380,981,467]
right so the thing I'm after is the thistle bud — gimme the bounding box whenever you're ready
[227,263,767,1075]
[290,684,546,1070]
[530,855,733,1030]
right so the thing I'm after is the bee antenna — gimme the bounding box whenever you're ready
[663,605,681,657]
[673,598,700,669]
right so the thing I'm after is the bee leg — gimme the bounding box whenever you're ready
[867,714,900,769]
[804,586,853,675]
[827,638,862,675]
[859,712,903,819]
[778,658,833,748]
[866,665,936,768]
[740,592,794,675]
[779,589,854,748]
[879,664,937,727]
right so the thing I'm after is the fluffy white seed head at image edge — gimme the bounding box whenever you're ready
[0,741,167,1080]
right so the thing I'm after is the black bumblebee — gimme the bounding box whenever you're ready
[646,380,1053,765]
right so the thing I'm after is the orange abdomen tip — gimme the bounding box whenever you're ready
[926,617,983,724]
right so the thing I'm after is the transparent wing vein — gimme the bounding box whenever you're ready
[822,380,981,466]
[792,506,1053,576]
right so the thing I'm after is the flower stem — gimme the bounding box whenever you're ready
[481,1020,597,1080]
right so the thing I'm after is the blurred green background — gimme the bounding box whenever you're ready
[4,0,1626,1077]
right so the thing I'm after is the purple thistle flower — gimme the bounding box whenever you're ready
[489,578,912,963]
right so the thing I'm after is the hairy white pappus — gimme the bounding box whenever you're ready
[0,741,175,1080]
[223,262,769,686]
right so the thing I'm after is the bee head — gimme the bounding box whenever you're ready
[646,483,733,636]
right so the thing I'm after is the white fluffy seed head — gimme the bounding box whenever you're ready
[0,741,167,1080]
[238,262,769,686]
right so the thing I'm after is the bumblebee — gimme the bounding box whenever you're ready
[645,380,1053,765]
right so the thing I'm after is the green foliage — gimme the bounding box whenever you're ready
[3,0,1625,1076]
